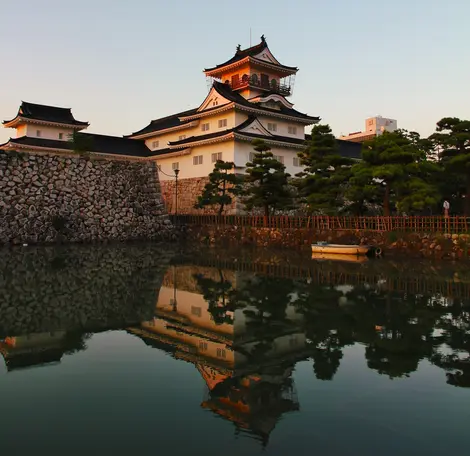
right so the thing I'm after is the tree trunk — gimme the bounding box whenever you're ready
[465,175,470,216]
[383,184,390,216]
[264,204,269,217]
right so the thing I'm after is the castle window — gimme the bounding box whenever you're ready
[201,123,210,132]
[288,126,297,135]
[267,123,277,132]
[172,162,179,171]
[293,157,301,167]
[199,341,208,351]
[218,119,227,128]
[36,130,41,137]
[59,133,63,140]
[251,74,259,85]
[212,152,222,163]
[274,155,284,164]
[249,152,255,162]
[191,306,202,317]
[216,348,227,358]
[193,155,203,165]
[231,74,240,87]
[152,140,159,149]
[178,135,186,141]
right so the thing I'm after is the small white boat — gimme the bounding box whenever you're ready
[311,242,371,256]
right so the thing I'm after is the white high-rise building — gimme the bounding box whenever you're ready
[339,116,397,143]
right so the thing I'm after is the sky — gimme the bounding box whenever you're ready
[0,0,469,145]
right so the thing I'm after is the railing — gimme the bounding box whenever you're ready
[171,215,470,233]
[229,75,291,96]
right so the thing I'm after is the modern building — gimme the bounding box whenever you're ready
[339,116,397,143]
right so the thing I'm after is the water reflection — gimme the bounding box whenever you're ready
[2,245,470,451]
[125,258,470,444]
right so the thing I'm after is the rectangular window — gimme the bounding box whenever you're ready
[193,155,203,165]
[172,162,179,170]
[36,130,41,137]
[199,341,208,351]
[267,123,277,132]
[178,135,186,141]
[201,123,210,132]
[152,140,159,149]
[288,126,297,135]
[274,155,284,164]
[216,348,227,358]
[191,306,202,317]
[249,152,255,162]
[218,119,228,128]
[211,152,222,163]
[293,157,301,167]
[58,133,63,140]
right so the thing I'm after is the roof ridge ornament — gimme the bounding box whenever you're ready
[236,44,241,52]
[260,34,266,43]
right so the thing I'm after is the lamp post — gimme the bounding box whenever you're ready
[174,168,180,218]
[157,166,180,223]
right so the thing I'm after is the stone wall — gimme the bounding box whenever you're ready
[161,177,239,215]
[0,151,173,244]
[181,224,470,260]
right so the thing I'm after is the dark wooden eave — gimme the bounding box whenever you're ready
[3,101,89,127]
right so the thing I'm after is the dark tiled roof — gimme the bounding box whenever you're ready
[204,39,297,73]
[125,108,198,138]
[167,117,255,148]
[337,139,362,159]
[163,116,306,151]
[237,131,306,145]
[3,133,151,157]
[304,134,362,160]
[3,101,89,126]
[212,82,319,122]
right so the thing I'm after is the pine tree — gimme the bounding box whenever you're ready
[430,118,470,214]
[351,130,439,215]
[244,140,293,216]
[194,160,242,215]
[296,124,353,214]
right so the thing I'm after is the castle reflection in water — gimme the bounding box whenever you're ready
[2,251,470,445]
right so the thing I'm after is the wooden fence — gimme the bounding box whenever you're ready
[171,215,470,233]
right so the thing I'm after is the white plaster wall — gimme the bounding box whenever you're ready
[16,125,27,138]
[234,141,304,176]
[24,124,74,141]
[144,111,237,151]
[155,141,235,181]
[256,115,306,140]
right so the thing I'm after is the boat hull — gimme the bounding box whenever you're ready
[311,244,371,255]
[311,252,369,263]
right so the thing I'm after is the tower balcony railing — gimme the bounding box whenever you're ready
[229,75,292,96]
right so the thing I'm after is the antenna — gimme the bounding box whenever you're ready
[250,27,252,47]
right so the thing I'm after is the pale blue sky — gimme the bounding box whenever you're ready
[0,0,468,144]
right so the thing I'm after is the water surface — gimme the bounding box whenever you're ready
[1,245,469,455]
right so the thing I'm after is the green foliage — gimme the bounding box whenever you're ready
[194,160,243,215]
[430,117,470,214]
[350,130,440,215]
[297,124,353,214]
[244,140,293,216]
[193,271,236,325]
[68,131,93,157]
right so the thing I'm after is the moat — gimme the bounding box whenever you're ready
[1,244,469,455]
